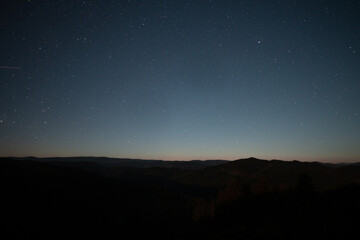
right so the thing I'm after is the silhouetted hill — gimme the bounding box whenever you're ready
[0,158,193,239]
[5,156,227,169]
[1,157,360,239]
[170,158,360,191]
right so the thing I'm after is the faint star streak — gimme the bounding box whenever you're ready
[0,66,21,70]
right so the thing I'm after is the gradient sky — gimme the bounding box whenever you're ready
[1,0,359,162]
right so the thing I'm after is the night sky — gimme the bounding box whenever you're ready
[1,0,359,162]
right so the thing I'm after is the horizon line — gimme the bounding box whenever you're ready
[1,155,359,164]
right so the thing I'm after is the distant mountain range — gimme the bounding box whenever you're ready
[2,156,360,193]
[1,156,360,239]
[4,156,228,169]
[4,156,359,168]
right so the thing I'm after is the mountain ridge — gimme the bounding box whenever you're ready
[1,156,360,239]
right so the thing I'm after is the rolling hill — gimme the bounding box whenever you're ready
[1,157,359,239]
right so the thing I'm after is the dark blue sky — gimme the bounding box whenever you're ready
[1,0,359,162]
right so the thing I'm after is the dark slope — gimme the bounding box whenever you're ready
[1,157,360,239]
[171,158,360,191]
[0,158,193,239]
[2,157,359,193]
[4,156,227,169]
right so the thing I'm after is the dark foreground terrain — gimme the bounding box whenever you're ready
[1,157,360,239]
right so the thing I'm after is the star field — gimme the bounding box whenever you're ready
[1,0,359,162]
